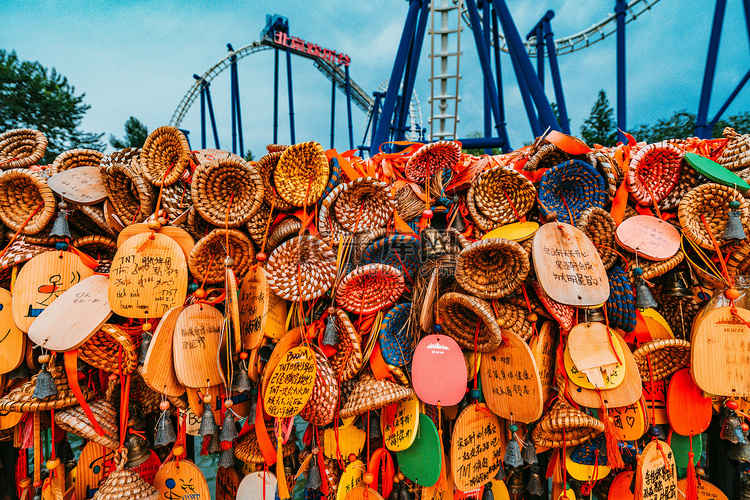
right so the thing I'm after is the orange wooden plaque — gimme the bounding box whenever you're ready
[450,404,505,492]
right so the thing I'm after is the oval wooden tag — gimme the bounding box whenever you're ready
[12,251,94,332]
[677,478,728,500]
[565,323,626,390]
[0,289,24,374]
[173,304,225,389]
[225,267,241,353]
[396,413,442,487]
[237,471,277,500]
[75,441,116,500]
[608,471,635,500]
[481,330,543,423]
[381,393,420,452]
[641,308,674,340]
[153,460,211,500]
[263,344,316,418]
[637,440,677,500]
[529,321,557,404]
[532,221,610,307]
[615,215,680,261]
[337,460,365,500]
[667,368,712,436]
[239,266,269,350]
[261,327,304,394]
[691,306,750,396]
[47,167,108,205]
[142,306,185,397]
[566,443,611,481]
[423,454,455,500]
[27,275,112,351]
[606,400,648,441]
[450,404,505,492]
[684,151,750,190]
[483,221,539,242]
[265,288,288,342]
[185,386,222,422]
[345,487,385,500]
[324,425,366,459]
[109,232,188,318]
[216,466,240,500]
[117,223,195,261]
[412,334,467,407]
[643,380,669,425]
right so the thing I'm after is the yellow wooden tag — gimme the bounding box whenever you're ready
[117,223,195,261]
[142,306,185,397]
[640,308,674,340]
[606,399,648,441]
[565,446,611,481]
[482,221,539,242]
[265,288,288,341]
[564,333,626,390]
[345,487,385,500]
[464,351,481,382]
[381,393,420,451]
[0,288,24,374]
[12,251,94,332]
[0,380,23,430]
[109,232,188,318]
[423,453,455,500]
[337,462,365,500]
[490,479,510,500]
[636,440,677,500]
[225,267,242,353]
[450,404,505,491]
[239,266,269,350]
[529,321,556,404]
[75,441,116,500]
[324,424,366,459]
[173,304,225,389]
[153,460,211,500]
[263,345,316,418]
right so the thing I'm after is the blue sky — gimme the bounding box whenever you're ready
[2,0,750,156]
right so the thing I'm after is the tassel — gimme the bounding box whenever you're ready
[601,405,625,469]
[218,447,235,468]
[32,364,58,400]
[138,332,152,364]
[685,435,698,500]
[154,410,176,447]
[307,454,322,490]
[504,437,523,468]
[482,482,494,500]
[522,432,538,464]
[219,411,238,450]
[200,435,211,456]
[232,360,253,392]
[322,313,338,346]
[277,437,290,500]
[198,402,218,436]
[526,464,545,496]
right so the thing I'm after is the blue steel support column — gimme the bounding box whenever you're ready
[345,65,354,150]
[229,46,237,154]
[286,46,296,144]
[535,26,544,87]
[232,54,245,157]
[710,69,750,129]
[370,0,422,154]
[396,0,430,142]
[615,0,627,142]
[482,0,493,154]
[491,0,559,132]
[370,92,385,154]
[330,76,336,149]
[204,82,220,149]
[273,48,279,144]
[491,9,511,151]
[695,0,727,138]
[543,18,571,134]
[194,75,207,149]
[508,38,542,138]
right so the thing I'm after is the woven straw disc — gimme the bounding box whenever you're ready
[267,235,336,302]
[531,399,604,448]
[493,301,534,341]
[139,126,191,187]
[71,235,117,261]
[335,264,404,314]
[0,361,95,412]
[0,129,47,170]
[80,324,138,375]
[55,399,119,450]
[718,127,750,171]
[235,423,297,464]
[626,143,683,205]
[246,202,273,246]
[650,290,701,339]
[624,249,684,280]
[192,148,243,164]
[466,186,499,231]
[334,177,395,233]
[160,182,192,224]
[537,159,606,224]
[395,184,425,221]
[267,217,302,249]
[101,148,141,170]
[266,144,290,153]
[299,346,339,426]
[0,169,56,235]
[472,165,536,225]
[317,182,350,245]
[186,207,218,240]
[405,141,461,183]
[274,141,330,207]
[576,206,617,269]
[659,163,705,211]
[255,151,293,211]
[329,310,363,382]
[49,148,104,176]
[633,338,690,382]
[191,157,264,228]
[455,238,530,299]
[100,161,154,225]
[437,292,502,352]
[339,371,413,419]
[678,182,749,249]
[188,228,254,284]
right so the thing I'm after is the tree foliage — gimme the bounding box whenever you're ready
[631,110,750,143]
[580,90,617,147]
[110,117,148,150]
[0,50,104,164]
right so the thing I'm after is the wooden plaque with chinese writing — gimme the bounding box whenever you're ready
[606,399,647,441]
[109,233,188,319]
[481,330,543,423]
[643,380,669,425]
[615,215,680,261]
[412,334,467,407]
[532,222,609,307]
[263,345,316,418]
[381,393,420,452]
[667,368,712,436]
[237,471,277,500]
[691,306,750,396]
[239,266,268,350]
[27,275,112,351]
[173,304,225,389]
[12,251,94,332]
[396,413,442,487]
[75,441,115,500]
[261,327,304,394]
[677,478,728,500]
[216,466,240,500]
[142,306,185,397]
[423,454,454,500]
[530,321,556,404]
[0,288,24,374]
[450,404,505,492]
[225,267,241,353]
[117,223,195,261]
[47,167,108,205]
[336,461,365,500]
[636,440,677,500]
[153,460,210,500]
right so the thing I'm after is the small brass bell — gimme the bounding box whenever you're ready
[526,464,545,496]
[420,227,446,261]
[729,436,750,462]
[124,432,150,468]
[49,201,71,239]
[662,269,692,297]
[634,267,658,309]
[741,473,750,500]
[724,200,747,241]
[506,466,525,500]
[585,308,605,323]
[481,482,494,500]
[720,411,748,444]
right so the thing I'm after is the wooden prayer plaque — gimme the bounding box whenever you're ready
[615,215,680,261]
[47,167,108,205]
[636,440,677,500]
[263,345,316,418]
[142,306,185,397]
[117,223,195,261]
[381,393,420,452]
[450,404,504,492]
[153,460,211,500]
[667,368,711,436]
[0,288,24,374]
[173,304,225,389]
[412,334,467,407]
[239,266,268,350]
[237,471,277,500]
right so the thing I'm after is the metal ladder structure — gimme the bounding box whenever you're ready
[428,0,463,141]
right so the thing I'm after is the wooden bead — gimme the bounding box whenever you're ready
[38,354,50,364]
[46,458,60,470]
[202,394,212,404]
[224,399,233,409]
[256,252,267,262]
[19,478,31,488]
[363,472,374,485]
[725,288,741,300]
[526,313,538,323]
[239,351,249,360]
[348,453,357,463]
[159,401,170,411]
[726,400,740,410]
[194,288,206,299]
[147,219,161,231]
[157,217,168,226]
[173,445,184,456]
[142,322,152,332]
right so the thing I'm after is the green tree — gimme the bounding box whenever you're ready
[110,117,148,149]
[632,110,750,142]
[461,131,500,156]
[0,50,103,163]
[580,90,617,147]
[244,150,254,162]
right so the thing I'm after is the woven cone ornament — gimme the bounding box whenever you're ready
[92,449,159,500]
[339,371,412,419]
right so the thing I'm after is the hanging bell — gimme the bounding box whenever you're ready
[729,436,750,463]
[219,410,238,447]
[138,332,152,364]
[218,447,235,468]
[526,464,545,496]
[32,364,58,400]
[420,227,446,261]
[8,362,30,380]
[450,204,466,232]
[505,467,525,500]
[586,307,605,323]
[307,454,322,490]
[481,482,494,500]
[154,410,177,447]
[208,432,221,454]
[504,435,523,468]
[124,431,150,468]
[322,311,338,346]
[721,412,747,444]
[368,411,382,440]
[724,200,747,241]
[522,432,538,464]
[494,464,506,482]
[231,360,253,393]
[198,402,218,437]
[387,482,400,500]
[633,268,658,309]
[398,483,411,500]
[49,202,71,239]
[662,269,693,297]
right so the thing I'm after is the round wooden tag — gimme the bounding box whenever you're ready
[608,471,635,499]
[12,251,94,332]
[47,167,108,205]
[324,425,366,459]
[142,306,185,397]
[263,344,316,418]
[667,368,712,436]
[336,460,365,500]
[677,478,728,500]
[239,266,269,350]
[670,433,701,469]
[27,275,112,351]
[264,288,288,341]
[173,304,225,389]
[532,222,610,307]
[643,380,669,425]
[641,308,674,340]
[381,393,420,452]
[481,330,543,423]
[684,152,750,190]
[261,327,304,393]
[397,413,442,487]
[637,440,677,500]
[530,321,557,404]
[604,399,648,441]
[236,470,277,500]
[0,387,22,430]
[482,221,539,242]
[153,460,211,500]
[216,466,240,500]
[185,386,222,422]
[117,223,195,261]
[0,289,24,374]
[412,334,467,407]
[615,215,681,261]
[75,441,116,500]
[109,232,188,319]
[450,404,504,492]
